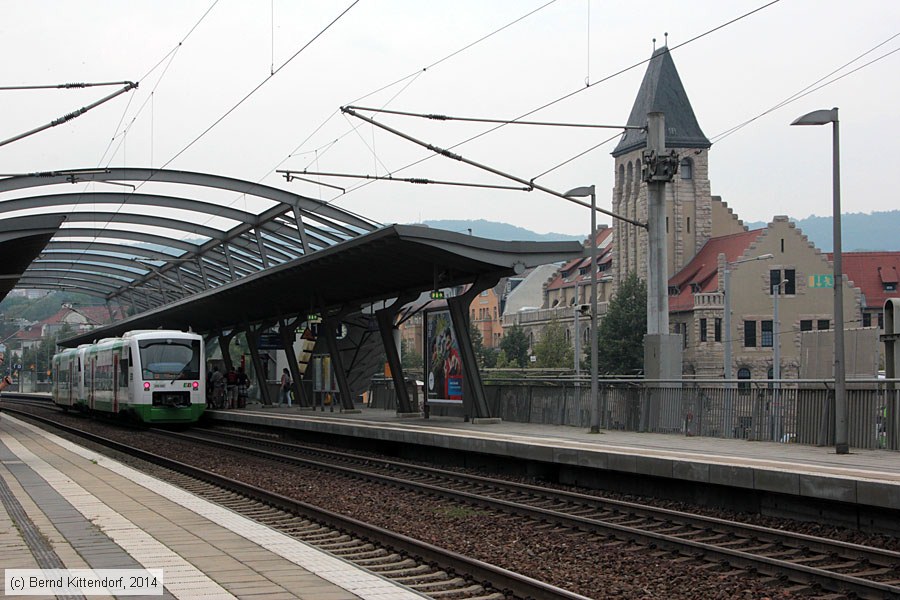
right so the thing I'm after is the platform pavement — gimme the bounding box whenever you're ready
[0,413,425,600]
[215,403,900,513]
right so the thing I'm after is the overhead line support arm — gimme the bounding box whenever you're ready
[340,106,646,229]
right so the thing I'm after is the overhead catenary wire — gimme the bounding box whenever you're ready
[278,169,532,192]
[340,106,646,229]
[154,0,361,174]
[314,0,783,207]
[711,35,900,144]
[343,106,644,130]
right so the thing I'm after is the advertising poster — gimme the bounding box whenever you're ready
[425,310,463,403]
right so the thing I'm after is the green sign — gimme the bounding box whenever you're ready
[809,274,834,288]
[430,290,445,300]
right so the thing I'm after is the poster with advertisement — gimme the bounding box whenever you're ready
[425,309,463,403]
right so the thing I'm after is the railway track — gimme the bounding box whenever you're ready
[170,425,900,600]
[1,405,590,600]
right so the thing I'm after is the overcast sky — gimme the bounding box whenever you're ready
[2,0,898,239]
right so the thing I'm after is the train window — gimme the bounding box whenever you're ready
[139,338,201,380]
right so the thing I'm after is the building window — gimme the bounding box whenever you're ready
[714,318,722,342]
[761,320,773,347]
[863,313,872,327]
[800,319,813,331]
[737,367,751,394]
[744,320,756,347]
[680,157,693,180]
[770,269,796,295]
[817,319,830,330]
[886,282,897,292]
[879,312,884,329]
[700,318,707,342]
[687,217,691,233]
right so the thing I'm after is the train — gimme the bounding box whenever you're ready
[51,329,206,425]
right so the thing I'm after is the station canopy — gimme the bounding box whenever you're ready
[0,168,583,345]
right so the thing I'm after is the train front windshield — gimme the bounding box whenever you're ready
[139,338,202,381]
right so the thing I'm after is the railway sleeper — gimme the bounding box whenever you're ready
[315,536,357,549]
[392,570,448,584]
[366,560,424,575]
[331,547,384,559]
[408,571,468,593]
[407,577,467,591]
[426,584,487,597]
[351,552,404,566]
[818,560,863,571]
[301,530,345,541]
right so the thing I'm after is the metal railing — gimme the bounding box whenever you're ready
[368,376,899,451]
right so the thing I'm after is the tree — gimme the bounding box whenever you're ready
[469,322,487,368]
[499,323,529,368]
[400,338,423,371]
[595,271,647,375]
[533,317,573,369]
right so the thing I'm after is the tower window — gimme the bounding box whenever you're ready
[680,157,693,180]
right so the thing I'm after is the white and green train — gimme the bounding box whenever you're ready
[52,330,205,425]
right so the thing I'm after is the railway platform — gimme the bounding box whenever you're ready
[0,413,424,599]
[212,404,900,529]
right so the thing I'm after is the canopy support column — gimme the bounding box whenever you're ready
[446,275,499,420]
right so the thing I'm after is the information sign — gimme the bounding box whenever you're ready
[809,274,834,288]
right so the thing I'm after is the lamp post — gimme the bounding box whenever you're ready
[791,107,848,455]
[573,302,581,387]
[722,253,772,439]
[772,278,787,443]
[565,185,599,433]
[723,253,774,380]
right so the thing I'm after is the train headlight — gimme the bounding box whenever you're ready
[143,382,151,391]
[192,381,199,390]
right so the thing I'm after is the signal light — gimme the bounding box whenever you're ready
[430,290,445,300]
[143,382,151,391]
[192,381,199,390]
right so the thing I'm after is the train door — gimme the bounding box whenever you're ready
[67,360,74,407]
[113,354,119,414]
[89,355,96,411]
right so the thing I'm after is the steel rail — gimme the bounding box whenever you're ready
[173,426,900,600]
[0,406,591,600]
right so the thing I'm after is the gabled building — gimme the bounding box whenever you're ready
[831,252,900,330]
[670,217,862,379]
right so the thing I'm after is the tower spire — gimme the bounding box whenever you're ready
[612,47,711,157]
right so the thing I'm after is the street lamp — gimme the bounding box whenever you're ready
[791,107,848,455]
[565,185,600,433]
[723,253,774,380]
[772,278,788,443]
[722,252,772,440]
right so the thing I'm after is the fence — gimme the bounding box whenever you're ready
[368,376,900,451]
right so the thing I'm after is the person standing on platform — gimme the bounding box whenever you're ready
[225,367,238,409]
[279,368,292,407]
[0,354,11,392]
[237,366,249,409]
[210,366,225,409]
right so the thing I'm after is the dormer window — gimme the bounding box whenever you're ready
[878,266,898,291]
[668,286,680,296]
[690,283,702,293]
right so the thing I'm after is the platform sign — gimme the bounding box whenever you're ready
[424,309,462,403]
[256,332,283,349]
[809,274,834,288]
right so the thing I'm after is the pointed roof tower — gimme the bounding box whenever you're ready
[612,47,711,157]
